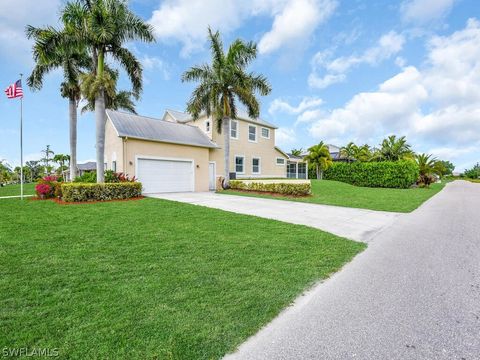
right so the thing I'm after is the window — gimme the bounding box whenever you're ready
[206,120,210,132]
[235,156,244,173]
[287,162,297,178]
[112,161,117,172]
[231,120,238,139]
[276,157,285,165]
[252,158,260,174]
[248,125,257,142]
[261,127,270,139]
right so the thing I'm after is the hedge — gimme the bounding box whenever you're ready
[229,180,311,196]
[61,182,142,202]
[324,161,419,189]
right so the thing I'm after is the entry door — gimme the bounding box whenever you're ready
[137,158,194,193]
[209,162,216,190]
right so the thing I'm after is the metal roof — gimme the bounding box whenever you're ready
[166,108,278,129]
[77,162,96,171]
[106,110,218,148]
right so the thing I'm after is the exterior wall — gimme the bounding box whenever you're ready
[122,138,210,192]
[185,115,288,179]
[104,118,124,173]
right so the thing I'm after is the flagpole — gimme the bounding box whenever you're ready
[20,73,24,200]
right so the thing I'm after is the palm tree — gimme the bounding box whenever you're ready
[53,154,71,179]
[340,142,357,162]
[354,144,373,162]
[81,68,137,114]
[61,0,155,182]
[26,26,90,180]
[41,145,55,175]
[378,135,413,161]
[290,148,304,156]
[416,153,438,187]
[182,28,271,188]
[305,141,333,180]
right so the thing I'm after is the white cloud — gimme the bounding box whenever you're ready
[308,19,480,169]
[275,127,297,147]
[400,0,456,24]
[258,0,337,54]
[148,0,337,56]
[0,0,61,64]
[269,97,323,114]
[141,55,171,80]
[309,31,405,88]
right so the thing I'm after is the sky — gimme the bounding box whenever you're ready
[0,0,479,171]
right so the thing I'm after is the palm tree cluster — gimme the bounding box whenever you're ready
[304,142,333,180]
[26,0,154,182]
[182,28,271,187]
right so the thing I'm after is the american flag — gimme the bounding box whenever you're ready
[4,79,23,99]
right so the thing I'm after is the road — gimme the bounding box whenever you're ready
[224,181,480,360]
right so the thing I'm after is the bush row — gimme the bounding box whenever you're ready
[324,161,419,189]
[229,180,311,196]
[61,182,142,202]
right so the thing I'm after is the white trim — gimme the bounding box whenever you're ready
[135,155,195,193]
[261,127,270,139]
[230,119,239,140]
[209,161,216,190]
[248,124,257,143]
[234,154,245,174]
[252,156,261,174]
[276,157,286,165]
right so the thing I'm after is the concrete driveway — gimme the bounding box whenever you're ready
[149,192,401,242]
[222,181,480,360]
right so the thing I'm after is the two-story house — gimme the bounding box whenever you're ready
[104,109,307,193]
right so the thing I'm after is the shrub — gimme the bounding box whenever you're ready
[324,160,419,189]
[36,175,63,198]
[61,182,142,202]
[74,172,96,183]
[229,180,311,196]
[104,170,137,183]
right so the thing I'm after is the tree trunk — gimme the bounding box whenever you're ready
[69,98,77,181]
[222,116,230,188]
[316,164,320,180]
[320,169,323,180]
[95,90,106,183]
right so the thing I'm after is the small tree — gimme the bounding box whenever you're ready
[305,141,333,180]
[290,148,304,156]
[41,145,55,174]
[416,153,439,187]
[340,142,356,162]
[378,135,413,161]
[53,154,70,180]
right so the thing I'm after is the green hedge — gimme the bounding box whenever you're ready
[230,180,311,196]
[61,182,142,202]
[324,161,419,189]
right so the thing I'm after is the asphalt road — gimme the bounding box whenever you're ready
[224,181,480,360]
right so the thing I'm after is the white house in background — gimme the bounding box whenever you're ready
[103,109,308,194]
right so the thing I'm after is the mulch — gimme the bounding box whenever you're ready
[29,196,145,205]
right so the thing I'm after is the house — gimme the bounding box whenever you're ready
[104,109,305,193]
[77,162,97,176]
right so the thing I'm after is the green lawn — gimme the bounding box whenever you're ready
[0,183,35,197]
[223,179,446,213]
[0,198,364,359]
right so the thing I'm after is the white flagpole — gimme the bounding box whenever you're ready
[20,73,24,200]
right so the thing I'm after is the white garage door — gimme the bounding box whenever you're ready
[137,158,194,193]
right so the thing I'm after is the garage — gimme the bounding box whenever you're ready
[137,158,194,193]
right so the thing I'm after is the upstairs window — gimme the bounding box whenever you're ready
[261,127,270,139]
[231,120,238,139]
[248,125,257,142]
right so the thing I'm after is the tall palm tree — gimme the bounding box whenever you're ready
[182,28,271,187]
[26,26,90,180]
[61,0,155,182]
[378,135,413,161]
[305,141,333,180]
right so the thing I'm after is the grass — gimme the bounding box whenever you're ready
[0,183,35,197]
[223,179,446,213]
[0,197,364,359]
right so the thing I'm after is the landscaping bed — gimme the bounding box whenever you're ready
[0,197,364,359]
[229,179,311,196]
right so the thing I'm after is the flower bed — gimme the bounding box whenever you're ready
[229,180,311,196]
[35,176,63,199]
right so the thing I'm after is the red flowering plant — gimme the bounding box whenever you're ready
[35,175,64,199]
[104,170,137,183]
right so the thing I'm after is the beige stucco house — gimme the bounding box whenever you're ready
[104,109,307,193]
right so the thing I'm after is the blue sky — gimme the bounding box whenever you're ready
[0,0,479,171]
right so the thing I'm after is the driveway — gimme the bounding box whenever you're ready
[149,192,401,242]
[221,181,480,360]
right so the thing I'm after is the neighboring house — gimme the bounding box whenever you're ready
[328,144,350,162]
[65,161,96,181]
[104,109,301,193]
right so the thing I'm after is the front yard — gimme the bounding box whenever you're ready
[224,179,446,212]
[0,198,364,359]
[0,183,35,197]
